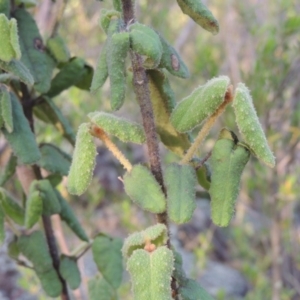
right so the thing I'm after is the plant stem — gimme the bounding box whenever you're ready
[120,1,178,297]
[18,83,70,300]
[90,124,133,172]
[180,85,234,164]
[121,0,169,228]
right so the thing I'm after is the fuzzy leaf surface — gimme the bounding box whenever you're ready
[1,93,41,165]
[232,83,275,167]
[170,76,230,132]
[88,111,146,144]
[123,165,166,213]
[165,163,196,224]
[92,234,123,289]
[127,247,174,300]
[209,138,250,227]
[67,123,97,195]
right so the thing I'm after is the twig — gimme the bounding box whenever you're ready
[17,83,70,300]
[180,85,233,165]
[194,150,212,170]
[90,124,133,172]
[121,0,177,297]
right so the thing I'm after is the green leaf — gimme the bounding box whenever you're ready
[46,57,86,98]
[147,69,191,156]
[75,64,94,90]
[0,153,17,186]
[25,190,42,229]
[56,190,89,242]
[9,18,21,60]
[99,9,121,34]
[158,34,189,78]
[33,97,75,145]
[46,35,70,63]
[195,162,211,190]
[18,231,62,297]
[88,277,117,300]
[13,8,55,93]
[232,82,275,168]
[165,163,196,224]
[30,179,61,215]
[92,234,123,289]
[107,31,130,110]
[0,187,24,225]
[209,136,250,227]
[0,59,34,86]
[59,255,81,290]
[1,86,13,132]
[170,76,230,132]
[180,278,215,300]
[176,0,219,34]
[127,246,174,300]
[129,23,163,69]
[90,42,108,93]
[0,205,4,245]
[88,111,146,144]
[0,0,10,17]
[67,123,97,195]
[122,224,168,258]
[123,164,166,213]
[37,143,71,176]
[0,14,16,62]
[2,93,41,164]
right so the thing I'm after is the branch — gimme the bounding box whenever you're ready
[17,83,70,300]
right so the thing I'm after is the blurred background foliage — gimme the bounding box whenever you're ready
[0,0,300,299]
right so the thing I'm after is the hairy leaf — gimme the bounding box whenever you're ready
[209,137,250,227]
[18,231,62,297]
[147,69,191,156]
[0,153,17,186]
[158,34,189,78]
[0,86,13,132]
[129,23,163,69]
[0,14,15,62]
[37,143,71,176]
[127,247,174,300]
[0,187,24,225]
[67,123,97,195]
[59,255,81,290]
[56,190,89,241]
[107,31,129,110]
[25,190,42,229]
[0,0,10,17]
[176,0,219,34]
[0,59,34,86]
[92,234,123,289]
[88,277,117,300]
[123,165,166,213]
[170,76,230,132]
[88,111,146,144]
[232,83,275,167]
[13,8,55,93]
[122,224,168,258]
[46,57,86,98]
[46,35,70,63]
[9,18,21,60]
[165,163,196,224]
[2,93,41,164]
[90,42,108,93]
[30,179,61,215]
